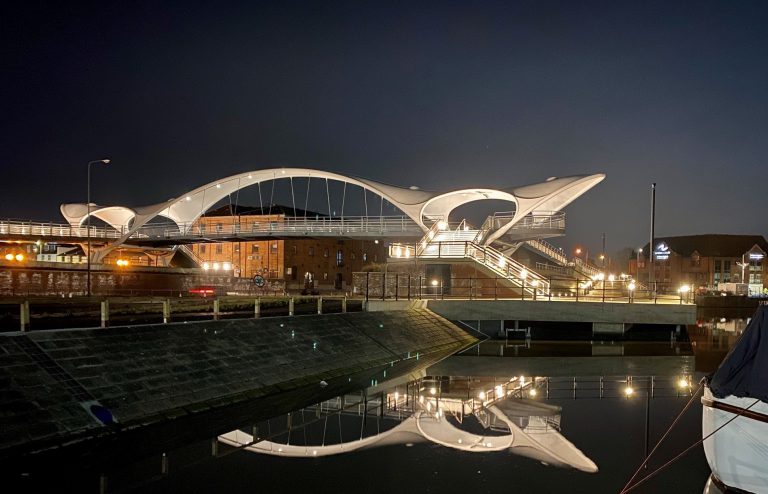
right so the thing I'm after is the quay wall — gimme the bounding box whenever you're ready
[0,309,475,470]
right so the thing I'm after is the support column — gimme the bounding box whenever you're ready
[288,297,294,316]
[211,438,219,457]
[161,453,169,475]
[213,299,220,320]
[20,300,30,332]
[100,299,110,328]
[341,296,347,313]
[163,299,171,324]
[254,297,261,318]
[317,296,323,315]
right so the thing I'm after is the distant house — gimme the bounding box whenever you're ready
[631,234,767,295]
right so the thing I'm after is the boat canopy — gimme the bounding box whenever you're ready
[710,305,768,402]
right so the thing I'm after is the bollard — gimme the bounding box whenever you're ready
[252,424,259,441]
[254,297,261,318]
[288,297,294,316]
[317,296,323,315]
[163,299,171,324]
[161,453,169,475]
[99,474,108,494]
[20,300,30,332]
[211,438,219,457]
[100,300,110,328]
[341,296,347,313]
[213,299,220,320]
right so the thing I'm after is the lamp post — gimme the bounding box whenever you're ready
[87,159,110,297]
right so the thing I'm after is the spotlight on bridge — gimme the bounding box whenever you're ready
[202,262,210,270]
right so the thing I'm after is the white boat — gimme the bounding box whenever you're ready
[703,305,768,494]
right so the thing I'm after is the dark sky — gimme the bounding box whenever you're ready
[2,0,766,256]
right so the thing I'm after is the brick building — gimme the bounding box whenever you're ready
[188,206,387,291]
[630,234,767,295]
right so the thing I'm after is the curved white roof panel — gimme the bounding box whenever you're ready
[60,167,605,245]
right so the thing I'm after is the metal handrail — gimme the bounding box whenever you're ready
[0,216,424,241]
[526,238,569,265]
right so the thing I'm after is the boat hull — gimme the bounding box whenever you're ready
[702,387,768,494]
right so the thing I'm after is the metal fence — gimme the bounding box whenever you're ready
[351,272,695,304]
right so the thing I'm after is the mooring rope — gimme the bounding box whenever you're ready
[619,381,704,493]
[620,388,760,493]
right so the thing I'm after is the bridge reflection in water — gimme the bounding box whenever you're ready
[219,375,696,474]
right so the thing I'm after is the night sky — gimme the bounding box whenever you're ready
[2,1,766,257]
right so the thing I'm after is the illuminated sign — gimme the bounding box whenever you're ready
[654,242,670,261]
[749,253,765,260]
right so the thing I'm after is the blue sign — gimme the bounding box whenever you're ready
[253,274,265,287]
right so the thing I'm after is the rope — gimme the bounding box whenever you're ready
[620,381,703,493]
[620,394,761,494]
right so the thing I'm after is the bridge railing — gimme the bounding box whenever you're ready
[133,215,424,239]
[351,272,694,305]
[0,219,124,239]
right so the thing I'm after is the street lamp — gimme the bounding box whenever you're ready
[87,158,110,297]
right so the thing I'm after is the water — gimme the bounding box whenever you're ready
[12,310,754,493]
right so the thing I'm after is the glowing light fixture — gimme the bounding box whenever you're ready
[202,262,210,270]
[624,386,634,397]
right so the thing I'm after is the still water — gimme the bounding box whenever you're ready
[48,312,758,493]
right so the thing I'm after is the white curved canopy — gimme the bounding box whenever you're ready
[59,167,605,248]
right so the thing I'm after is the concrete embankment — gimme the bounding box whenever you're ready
[0,309,476,473]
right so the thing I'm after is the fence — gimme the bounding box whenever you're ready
[351,272,695,304]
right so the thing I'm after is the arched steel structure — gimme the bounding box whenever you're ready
[60,167,605,252]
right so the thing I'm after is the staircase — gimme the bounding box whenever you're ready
[178,244,206,267]
[392,220,550,297]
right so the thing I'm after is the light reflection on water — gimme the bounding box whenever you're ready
[123,312,755,493]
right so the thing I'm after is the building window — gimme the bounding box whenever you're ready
[216,244,223,254]
[324,248,329,258]
[200,244,206,254]
[714,260,721,272]
[234,244,240,253]
[308,247,314,256]
[363,253,368,262]
[216,223,223,233]
[324,272,328,280]
[690,253,700,267]
[350,252,356,260]
[336,249,344,266]
[292,245,297,255]
[251,244,259,254]
[271,243,278,253]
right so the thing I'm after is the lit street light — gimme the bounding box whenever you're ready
[87,158,110,297]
